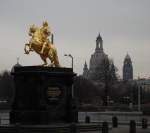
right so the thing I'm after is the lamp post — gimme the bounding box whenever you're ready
[64,54,74,97]
[138,85,141,112]
[64,54,73,71]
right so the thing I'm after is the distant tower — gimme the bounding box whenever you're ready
[83,61,89,78]
[11,57,22,73]
[123,54,133,81]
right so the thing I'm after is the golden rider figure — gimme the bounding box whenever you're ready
[40,21,51,54]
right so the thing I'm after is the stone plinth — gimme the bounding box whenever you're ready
[10,66,78,124]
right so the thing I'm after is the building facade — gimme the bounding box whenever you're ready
[83,33,108,81]
[135,78,150,93]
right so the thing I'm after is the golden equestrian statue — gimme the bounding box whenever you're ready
[24,21,60,67]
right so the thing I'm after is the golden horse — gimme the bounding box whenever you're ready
[24,22,60,67]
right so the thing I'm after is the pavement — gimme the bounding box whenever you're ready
[82,126,150,133]
[109,127,150,133]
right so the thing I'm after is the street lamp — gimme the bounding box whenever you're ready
[64,54,74,97]
[138,85,141,112]
[64,54,73,71]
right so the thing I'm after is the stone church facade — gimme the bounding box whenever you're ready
[83,33,108,81]
[83,34,133,81]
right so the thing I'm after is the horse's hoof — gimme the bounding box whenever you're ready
[48,64,52,67]
[25,52,29,54]
[49,64,55,67]
[42,64,47,67]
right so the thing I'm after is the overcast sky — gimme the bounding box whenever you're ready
[0,0,150,79]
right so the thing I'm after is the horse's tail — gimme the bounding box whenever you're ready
[48,45,60,67]
[53,49,60,67]
[24,43,30,54]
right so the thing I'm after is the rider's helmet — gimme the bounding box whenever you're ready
[43,21,49,27]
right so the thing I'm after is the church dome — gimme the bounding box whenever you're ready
[89,33,108,69]
[87,33,108,80]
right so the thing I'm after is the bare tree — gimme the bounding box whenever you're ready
[0,71,14,102]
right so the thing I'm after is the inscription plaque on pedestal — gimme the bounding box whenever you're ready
[47,86,62,102]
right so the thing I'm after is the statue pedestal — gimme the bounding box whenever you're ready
[10,66,78,124]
